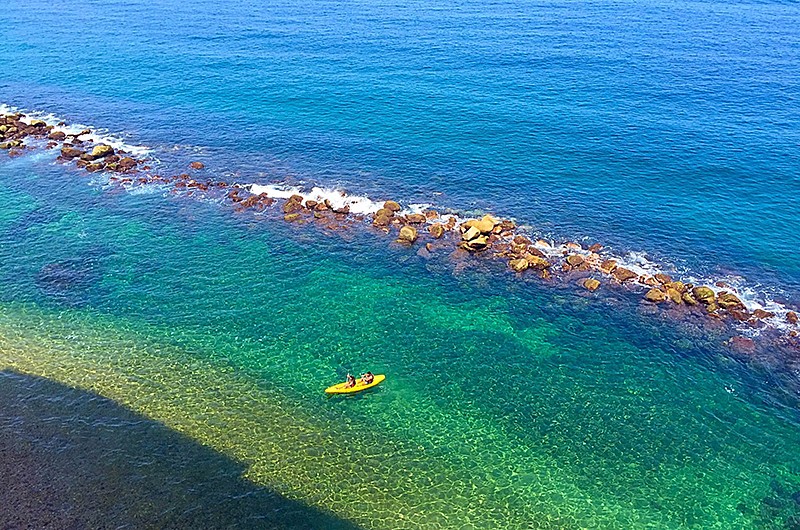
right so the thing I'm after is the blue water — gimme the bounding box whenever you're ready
[2,0,799,289]
[3,1,800,528]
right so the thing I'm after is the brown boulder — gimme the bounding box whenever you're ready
[787,311,799,325]
[717,292,744,310]
[284,213,301,222]
[587,243,603,253]
[398,225,418,244]
[48,130,67,141]
[60,147,83,159]
[513,235,532,246]
[383,200,401,212]
[526,256,551,270]
[566,254,585,267]
[375,207,394,218]
[283,199,303,214]
[462,235,489,251]
[429,223,445,239]
[692,286,716,304]
[88,144,114,160]
[372,214,391,227]
[582,278,601,291]
[599,259,618,274]
[509,259,529,273]
[728,336,756,354]
[666,288,683,304]
[406,213,427,224]
[117,157,137,170]
[189,161,205,169]
[644,289,667,303]
[85,162,105,172]
[654,273,672,284]
[752,309,774,320]
[305,200,318,210]
[462,226,481,242]
[612,267,637,282]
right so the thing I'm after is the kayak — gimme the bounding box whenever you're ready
[325,374,386,394]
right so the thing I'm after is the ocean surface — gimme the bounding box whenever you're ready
[1,0,800,528]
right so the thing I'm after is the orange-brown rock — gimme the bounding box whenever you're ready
[60,147,83,159]
[682,292,698,305]
[284,213,301,222]
[372,214,391,227]
[692,286,716,304]
[375,207,394,218]
[406,213,426,224]
[526,255,551,270]
[666,288,683,304]
[462,226,481,242]
[513,235,532,246]
[509,259,529,272]
[85,162,105,172]
[728,336,756,354]
[566,254,585,267]
[48,130,66,141]
[283,199,303,214]
[398,225,418,244]
[654,273,672,284]
[787,311,799,325]
[305,200,318,210]
[599,259,618,274]
[582,278,600,291]
[612,267,637,282]
[424,210,439,219]
[645,288,667,302]
[383,200,401,212]
[717,292,744,310]
[189,161,205,169]
[429,223,445,239]
[588,243,603,253]
[752,309,775,320]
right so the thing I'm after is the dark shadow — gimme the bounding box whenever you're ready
[0,370,360,530]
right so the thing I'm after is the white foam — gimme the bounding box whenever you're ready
[1,103,152,156]
[248,184,385,215]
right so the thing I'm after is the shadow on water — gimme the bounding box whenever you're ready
[0,370,360,530]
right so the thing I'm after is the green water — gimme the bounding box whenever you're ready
[1,163,800,528]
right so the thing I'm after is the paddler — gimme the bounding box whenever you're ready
[344,373,356,388]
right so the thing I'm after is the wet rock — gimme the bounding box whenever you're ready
[398,225,418,244]
[535,239,551,248]
[612,267,637,282]
[462,235,489,251]
[48,130,67,141]
[666,288,683,304]
[645,288,667,303]
[654,273,673,284]
[372,213,391,227]
[29,119,47,128]
[665,281,686,293]
[284,213,301,222]
[513,235,532,246]
[85,162,105,172]
[717,292,745,310]
[383,200,401,212]
[600,259,618,274]
[526,255,551,270]
[787,311,799,325]
[462,214,497,234]
[587,243,603,253]
[462,226,481,242]
[752,309,775,320]
[582,278,600,291]
[405,213,427,224]
[429,223,445,239]
[509,258,529,272]
[304,200,318,210]
[728,309,750,321]
[424,210,439,219]
[692,286,716,305]
[566,254,585,267]
[59,147,84,160]
[189,161,205,169]
[283,198,303,214]
[332,204,350,215]
[565,242,582,251]
[88,144,114,160]
[117,157,137,171]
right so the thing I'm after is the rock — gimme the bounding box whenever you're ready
[582,278,600,291]
[332,204,350,215]
[117,157,137,170]
[513,235,532,246]
[85,162,105,172]
[535,239,551,248]
[509,259,529,272]
[48,130,67,141]
[717,292,744,310]
[372,214,391,227]
[565,242,582,250]
[728,336,756,354]
[654,273,673,284]
[398,225,418,244]
[88,144,114,159]
[665,281,686,293]
[526,255,551,270]
[681,293,698,305]
[705,302,719,313]
[526,247,547,259]
[29,119,47,127]
[375,207,394,218]
[189,161,205,169]
[75,159,89,168]
[788,311,799,325]
[612,267,637,282]
[305,200,318,210]
[383,200,401,212]
[666,288,683,304]
[462,235,489,251]
[462,226,481,242]
[588,243,603,253]
[406,213,426,224]
[59,147,83,159]
[429,223,445,239]
[424,210,439,219]
[729,309,750,321]
[752,309,775,320]
[283,198,303,214]
[692,286,716,304]
[645,288,667,303]
[566,254,585,267]
[284,213,300,222]
[599,259,618,274]
[642,276,660,287]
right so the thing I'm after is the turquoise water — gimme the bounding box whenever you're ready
[2,0,800,528]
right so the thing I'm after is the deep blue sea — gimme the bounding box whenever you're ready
[2,0,800,528]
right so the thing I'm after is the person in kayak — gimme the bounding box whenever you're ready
[361,372,374,385]
[344,373,357,388]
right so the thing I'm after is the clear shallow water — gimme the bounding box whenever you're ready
[2,0,800,528]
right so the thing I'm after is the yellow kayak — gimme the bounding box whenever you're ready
[325,374,386,394]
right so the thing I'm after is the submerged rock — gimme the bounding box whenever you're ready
[189,161,205,169]
[429,223,445,239]
[582,278,600,291]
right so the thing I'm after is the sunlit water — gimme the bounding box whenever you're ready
[1,0,800,528]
